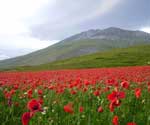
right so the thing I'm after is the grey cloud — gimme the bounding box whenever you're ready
[0,34,59,60]
[100,0,150,29]
[29,0,150,41]
[30,0,122,40]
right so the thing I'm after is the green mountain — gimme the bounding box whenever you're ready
[0,27,150,69]
[7,45,150,71]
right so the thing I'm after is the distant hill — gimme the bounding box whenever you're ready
[5,45,150,71]
[0,27,150,69]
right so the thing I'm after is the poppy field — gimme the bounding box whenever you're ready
[0,66,150,125]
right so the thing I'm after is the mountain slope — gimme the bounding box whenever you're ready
[0,27,150,69]
[7,45,150,71]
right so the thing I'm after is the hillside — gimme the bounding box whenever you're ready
[6,45,150,71]
[0,27,150,69]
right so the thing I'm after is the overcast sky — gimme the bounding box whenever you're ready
[0,0,150,60]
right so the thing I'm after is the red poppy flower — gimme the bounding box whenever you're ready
[4,89,15,99]
[109,102,115,112]
[108,91,125,102]
[27,99,42,112]
[13,84,19,90]
[121,81,129,89]
[109,93,121,112]
[64,103,74,114]
[93,90,100,96]
[27,89,32,98]
[127,122,137,125]
[79,106,84,113]
[10,89,16,95]
[112,115,119,125]
[84,80,90,86]
[38,89,43,95]
[48,85,54,90]
[82,87,88,92]
[97,106,103,113]
[4,92,11,99]
[135,88,141,99]
[21,112,33,125]
[70,90,77,95]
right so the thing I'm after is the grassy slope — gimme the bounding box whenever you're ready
[0,38,149,69]
[9,44,150,71]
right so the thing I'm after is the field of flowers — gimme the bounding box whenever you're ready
[0,66,150,125]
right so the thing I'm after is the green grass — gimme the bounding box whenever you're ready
[9,44,150,71]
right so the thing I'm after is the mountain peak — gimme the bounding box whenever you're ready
[63,27,150,42]
[103,27,123,31]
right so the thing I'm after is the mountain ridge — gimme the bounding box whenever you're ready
[0,27,150,69]
[61,27,150,42]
